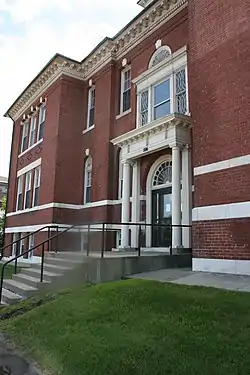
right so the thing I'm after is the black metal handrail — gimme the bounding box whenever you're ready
[0,225,74,303]
[0,225,60,260]
[81,221,192,258]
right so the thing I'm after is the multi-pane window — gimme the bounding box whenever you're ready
[38,105,46,141]
[24,171,32,209]
[87,88,95,128]
[21,122,29,153]
[16,176,24,211]
[33,166,41,207]
[29,116,37,147]
[138,67,187,126]
[84,157,92,203]
[121,68,131,113]
[175,69,187,114]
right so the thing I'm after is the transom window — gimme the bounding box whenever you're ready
[153,161,172,187]
[148,46,171,69]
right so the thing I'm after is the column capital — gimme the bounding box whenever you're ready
[121,159,134,166]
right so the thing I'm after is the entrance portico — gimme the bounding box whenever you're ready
[111,113,192,251]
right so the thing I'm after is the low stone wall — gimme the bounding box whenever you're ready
[86,254,192,283]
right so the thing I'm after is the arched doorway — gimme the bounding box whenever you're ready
[146,155,173,248]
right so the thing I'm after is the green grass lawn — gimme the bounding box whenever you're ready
[0,263,20,279]
[2,279,250,375]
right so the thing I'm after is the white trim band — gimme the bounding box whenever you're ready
[6,196,147,217]
[194,154,250,176]
[193,258,250,276]
[192,201,250,221]
[17,158,42,177]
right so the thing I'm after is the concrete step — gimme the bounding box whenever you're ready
[12,273,50,289]
[31,262,73,273]
[1,287,23,305]
[3,279,38,298]
[21,267,63,282]
[46,251,86,261]
[44,257,83,267]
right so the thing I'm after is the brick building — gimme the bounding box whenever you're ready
[3,0,250,274]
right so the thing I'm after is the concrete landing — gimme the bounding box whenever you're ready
[129,269,250,292]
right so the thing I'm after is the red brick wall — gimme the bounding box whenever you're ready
[189,0,250,260]
[193,219,250,260]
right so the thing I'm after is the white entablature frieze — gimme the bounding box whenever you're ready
[111,113,192,148]
[6,0,188,121]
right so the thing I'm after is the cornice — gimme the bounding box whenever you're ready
[6,0,188,121]
[111,113,191,147]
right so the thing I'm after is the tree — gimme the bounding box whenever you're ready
[0,195,6,248]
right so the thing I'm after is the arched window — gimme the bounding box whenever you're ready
[148,46,172,69]
[84,156,92,203]
[152,160,172,187]
[118,150,123,199]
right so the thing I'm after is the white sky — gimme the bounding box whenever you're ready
[0,0,141,177]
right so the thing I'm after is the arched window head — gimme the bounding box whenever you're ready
[148,46,172,69]
[152,160,172,187]
[84,156,92,203]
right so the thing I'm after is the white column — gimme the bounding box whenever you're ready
[182,146,192,248]
[121,161,131,248]
[131,160,140,248]
[172,146,182,249]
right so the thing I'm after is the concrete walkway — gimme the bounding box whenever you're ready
[129,268,250,292]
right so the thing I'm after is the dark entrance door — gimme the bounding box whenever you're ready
[152,187,172,247]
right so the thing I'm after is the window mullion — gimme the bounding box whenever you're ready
[148,87,152,123]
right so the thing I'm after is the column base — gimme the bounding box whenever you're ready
[113,247,137,252]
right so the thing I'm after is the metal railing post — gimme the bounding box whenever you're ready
[87,224,90,256]
[101,223,105,258]
[40,243,45,283]
[138,224,141,257]
[47,227,51,252]
[56,226,59,253]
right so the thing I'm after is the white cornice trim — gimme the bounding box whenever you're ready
[7,0,187,121]
[111,113,191,147]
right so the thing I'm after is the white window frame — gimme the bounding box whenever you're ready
[32,166,41,207]
[135,46,188,128]
[84,157,92,204]
[37,105,46,142]
[120,66,131,114]
[24,171,32,209]
[16,175,24,211]
[29,116,37,147]
[87,87,95,129]
[21,121,29,153]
